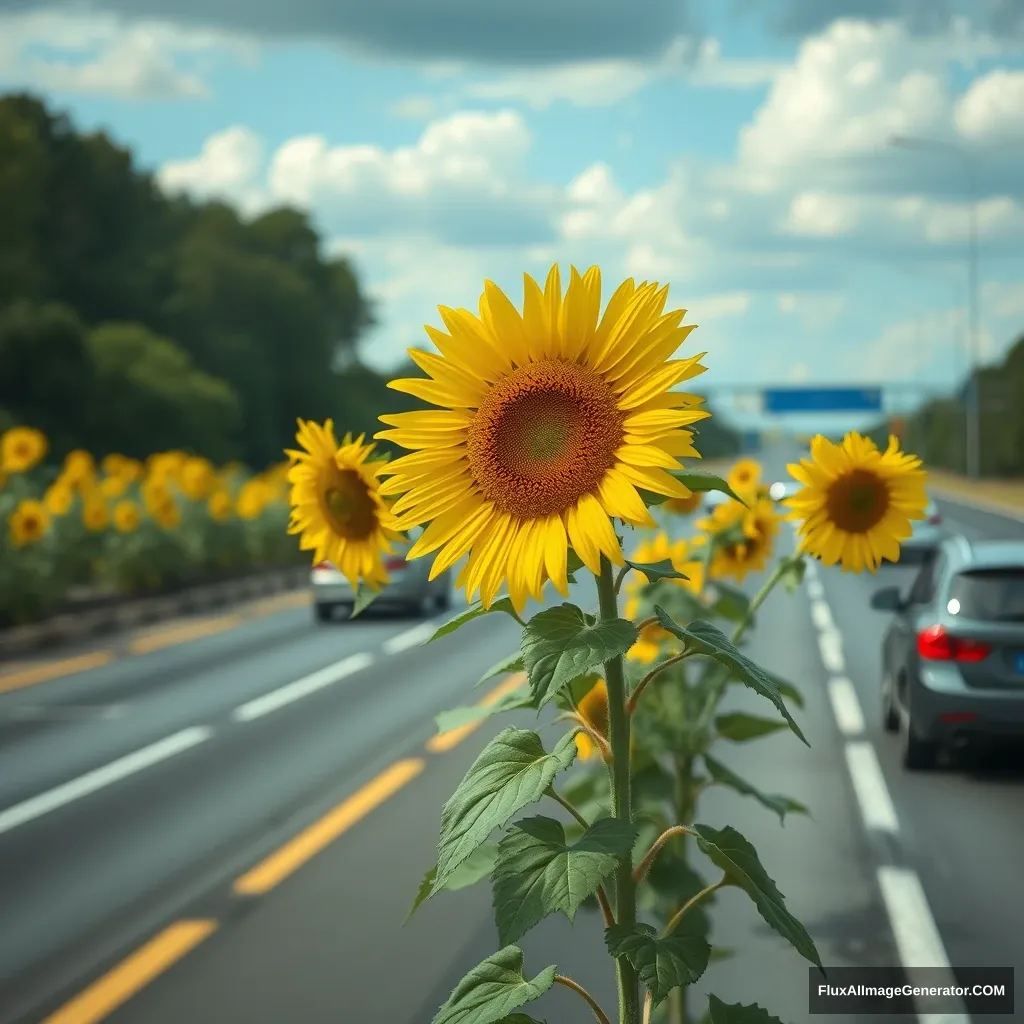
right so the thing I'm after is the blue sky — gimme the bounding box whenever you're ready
[1,0,1023,432]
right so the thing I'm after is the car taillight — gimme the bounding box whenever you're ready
[928,513,942,525]
[916,625,991,662]
[313,561,334,571]
[385,557,408,571]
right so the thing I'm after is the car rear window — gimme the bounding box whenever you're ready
[946,568,1024,622]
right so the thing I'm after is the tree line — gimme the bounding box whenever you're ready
[868,330,1024,477]
[0,91,741,468]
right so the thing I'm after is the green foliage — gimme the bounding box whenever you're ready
[693,824,822,969]
[627,559,689,582]
[476,652,525,687]
[492,816,636,944]
[431,597,521,643]
[430,946,555,1024]
[520,603,637,707]
[432,729,577,895]
[435,687,536,733]
[408,844,499,922]
[713,713,789,742]
[0,92,376,465]
[350,585,380,619]
[606,922,711,1006]
[673,470,748,505]
[702,755,809,824]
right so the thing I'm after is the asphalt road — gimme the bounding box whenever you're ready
[0,445,1020,1024]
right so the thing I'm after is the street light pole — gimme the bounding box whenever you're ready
[888,134,983,477]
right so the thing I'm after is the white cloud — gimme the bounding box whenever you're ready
[955,68,1024,140]
[690,293,752,319]
[389,94,439,119]
[982,280,1024,319]
[783,193,861,236]
[0,8,252,99]
[158,126,268,213]
[777,292,847,330]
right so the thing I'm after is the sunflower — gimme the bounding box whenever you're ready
[44,478,75,516]
[102,453,143,483]
[573,679,610,761]
[99,474,128,499]
[236,479,271,520]
[698,496,780,583]
[63,450,96,489]
[180,456,214,501]
[285,420,405,590]
[208,490,233,522]
[785,432,928,572]
[1,427,47,473]
[375,265,709,612]
[9,499,50,546]
[112,499,142,534]
[151,496,181,530]
[662,491,702,515]
[727,457,761,497]
[82,496,110,533]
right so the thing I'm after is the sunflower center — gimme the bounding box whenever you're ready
[466,359,625,518]
[826,469,890,534]
[322,467,378,540]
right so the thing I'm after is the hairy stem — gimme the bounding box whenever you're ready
[626,652,690,715]
[670,754,698,1024]
[614,564,631,595]
[597,556,640,1024]
[554,975,614,1024]
[547,787,616,928]
[730,556,793,646]
[663,877,728,937]
[633,825,697,883]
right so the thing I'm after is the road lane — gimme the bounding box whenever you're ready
[0,600,526,1023]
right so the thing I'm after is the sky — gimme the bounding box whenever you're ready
[1,0,1023,433]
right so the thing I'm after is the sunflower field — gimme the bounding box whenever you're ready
[0,426,299,628]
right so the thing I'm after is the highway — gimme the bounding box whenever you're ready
[0,444,1021,1024]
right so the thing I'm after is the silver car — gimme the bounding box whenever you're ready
[871,535,1024,769]
[892,497,946,563]
[311,528,452,621]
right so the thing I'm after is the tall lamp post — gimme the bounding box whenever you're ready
[888,134,982,477]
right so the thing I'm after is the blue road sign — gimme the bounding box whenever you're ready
[762,387,883,414]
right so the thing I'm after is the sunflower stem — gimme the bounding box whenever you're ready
[729,556,791,647]
[597,556,641,1024]
[613,564,630,595]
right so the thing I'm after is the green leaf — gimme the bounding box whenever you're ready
[714,712,789,742]
[639,488,671,507]
[674,470,748,506]
[349,585,379,618]
[725,670,805,710]
[627,559,689,583]
[705,582,750,622]
[476,652,525,688]
[435,687,536,733]
[693,823,823,970]
[492,816,636,944]
[431,597,520,644]
[433,729,577,895]
[521,604,637,708]
[606,922,711,1006]
[407,843,499,921]
[566,549,586,575]
[779,555,806,594]
[702,754,809,824]
[706,995,785,1024]
[496,1017,547,1024]
[709,947,735,963]
[552,672,604,712]
[431,946,555,1024]
[653,613,808,746]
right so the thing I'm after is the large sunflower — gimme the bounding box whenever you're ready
[727,457,761,497]
[375,265,709,612]
[9,499,50,546]
[286,420,404,590]
[697,495,780,583]
[785,432,928,572]
[1,427,47,474]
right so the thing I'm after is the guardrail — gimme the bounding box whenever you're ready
[0,565,310,661]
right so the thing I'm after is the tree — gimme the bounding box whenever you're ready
[85,322,242,462]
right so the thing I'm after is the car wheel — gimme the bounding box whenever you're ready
[881,675,900,733]
[435,587,452,612]
[314,603,334,624]
[901,717,938,770]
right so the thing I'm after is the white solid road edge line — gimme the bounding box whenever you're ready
[383,622,438,656]
[827,677,865,737]
[817,629,846,674]
[876,865,973,1024]
[844,741,900,834]
[0,726,213,836]
[232,652,375,722]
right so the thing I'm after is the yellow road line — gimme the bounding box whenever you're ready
[247,591,311,618]
[426,671,528,754]
[128,614,245,656]
[41,920,217,1024]
[0,651,115,694]
[233,758,426,896]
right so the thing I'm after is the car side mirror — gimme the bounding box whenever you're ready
[870,586,905,612]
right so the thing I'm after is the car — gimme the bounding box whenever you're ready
[871,535,1024,769]
[310,527,452,622]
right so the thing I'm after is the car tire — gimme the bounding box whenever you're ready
[314,603,334,624]
[435,587,452,612]
[901,718,938,770]
[881,675,900,733]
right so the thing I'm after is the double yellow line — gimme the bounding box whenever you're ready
[41,671,527,1024]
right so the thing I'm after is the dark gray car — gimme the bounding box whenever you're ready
[871,535,1024,769]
